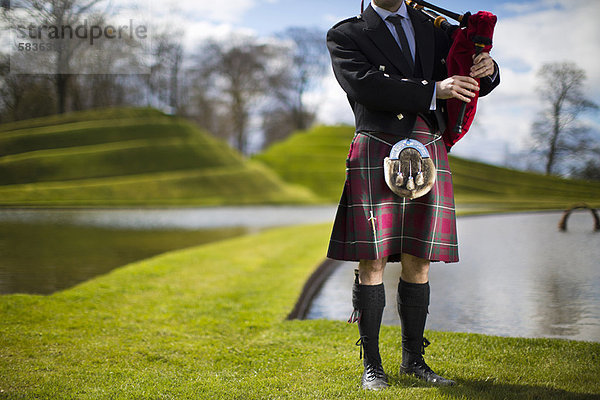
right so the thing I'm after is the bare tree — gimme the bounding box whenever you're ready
[258,27,328,147]
[7,0,149,115]
[147,30,184,114]
[572,156,600,181]
[277,27,328,131]
[183,68,221,134]
[9,0,106,113]
[531,62,598,175]
[193,35,288,155]
[0,54,55,122]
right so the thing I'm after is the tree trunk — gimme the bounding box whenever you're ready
[56,74,69,114]
[232,92,246,155]
[545,103,562,175]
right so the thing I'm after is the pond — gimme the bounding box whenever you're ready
[307,211,600,342]
[0,206,336,295]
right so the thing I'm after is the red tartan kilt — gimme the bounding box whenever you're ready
[327,117,458,263]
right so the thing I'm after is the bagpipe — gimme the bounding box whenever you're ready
[360,0,497,199]
[361,0,497,149]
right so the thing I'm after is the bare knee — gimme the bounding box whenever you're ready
[358,257,388,285]
[400,253,430,284]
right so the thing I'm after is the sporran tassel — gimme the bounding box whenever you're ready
[416,160,425,186]
[406,162,415,190]
[396,162,404,186]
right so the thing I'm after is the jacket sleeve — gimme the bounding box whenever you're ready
[326,27,436,114]
[479,60,500,97]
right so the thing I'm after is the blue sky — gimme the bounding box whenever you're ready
[163,0,600,166]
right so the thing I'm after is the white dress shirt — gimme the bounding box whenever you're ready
[371,1,416,62]
[371,0,437,110]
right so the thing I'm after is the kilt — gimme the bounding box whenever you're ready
[327,117,458,263]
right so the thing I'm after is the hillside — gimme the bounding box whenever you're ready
[254,124,600,211]
[0,108,317,207]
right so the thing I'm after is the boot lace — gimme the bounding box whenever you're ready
[364,362,386,382]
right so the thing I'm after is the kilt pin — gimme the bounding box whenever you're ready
[328,117,458,263]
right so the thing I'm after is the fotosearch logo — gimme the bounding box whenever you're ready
[16,19,148,46]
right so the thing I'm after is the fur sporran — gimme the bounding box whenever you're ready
[383,139,436,200]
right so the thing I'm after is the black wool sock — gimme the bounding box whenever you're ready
[352,278,386,367]
[397,278,430,365]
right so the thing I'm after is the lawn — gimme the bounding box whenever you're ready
[1,223,598,399]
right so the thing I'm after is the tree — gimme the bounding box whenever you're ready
[0,54,56,122]
[9,0,106,113]
[573,159,600,181]
[531,62,599,175]
[193,35,288,155]
[147,30,184,114]
[277,27,328,131]
[260,28,328,147]
[6,0,149,114]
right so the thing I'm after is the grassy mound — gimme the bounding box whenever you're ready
[254,125,353,202]
[0,108,317,206]
[1,223,598,399]
[255,125,600,210]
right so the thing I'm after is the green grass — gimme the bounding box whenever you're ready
[254,125,353,202]
[0,108,318,206]
[1,223,599,399]
[254,125,600,211]
[0,107,167,133]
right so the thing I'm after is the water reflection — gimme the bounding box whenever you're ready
[0,206,337,230]
[535,271,582,337]
[0,221,246,295]
[308,212,600,342]
[0,206,337,295]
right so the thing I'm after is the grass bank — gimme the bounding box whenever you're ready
[0,108,317,207]
[254,125,600,211]
[1,223,598,399]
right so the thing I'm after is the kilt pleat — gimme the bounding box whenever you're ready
[327,117,459,263]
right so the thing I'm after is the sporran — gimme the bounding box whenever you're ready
[383,138,437,199]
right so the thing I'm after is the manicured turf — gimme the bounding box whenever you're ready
[1,223,598,399]
[254,125,600,211]
[0,108,317,206]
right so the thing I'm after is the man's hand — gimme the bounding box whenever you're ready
[470,52,495,79]
[436,75,479,103]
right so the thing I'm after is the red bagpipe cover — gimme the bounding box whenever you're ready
[443,11,496,149]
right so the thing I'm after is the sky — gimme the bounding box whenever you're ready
[153,0,599,166]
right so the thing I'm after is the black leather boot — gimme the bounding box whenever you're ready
[397,278,455,386]
[349,270,389,390]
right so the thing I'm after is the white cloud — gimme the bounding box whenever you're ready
[162,0,261,24]
[146,0,288,54]
[461,0,600,163]
[315,1,600,166]
[305,71,354,126]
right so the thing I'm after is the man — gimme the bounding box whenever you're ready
[326,0,500,390]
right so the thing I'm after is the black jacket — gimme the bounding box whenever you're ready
[326,4,500,137]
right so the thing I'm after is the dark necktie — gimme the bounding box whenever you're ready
[386,15,415,72]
